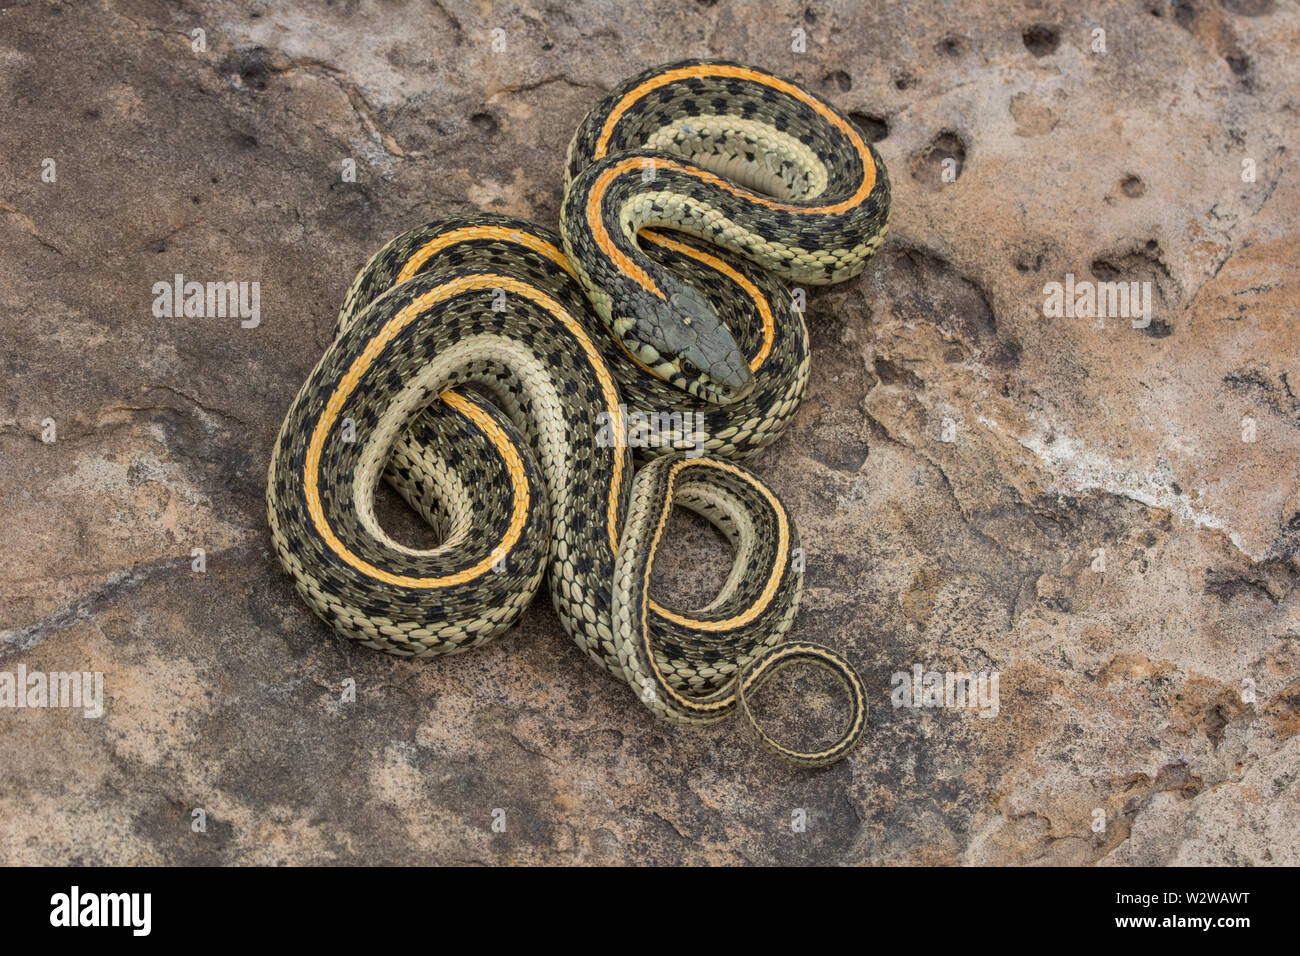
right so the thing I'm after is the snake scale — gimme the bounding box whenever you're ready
[267,59,891,766]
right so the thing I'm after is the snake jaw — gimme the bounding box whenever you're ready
[680,330,754,404]
[611,277,753,405]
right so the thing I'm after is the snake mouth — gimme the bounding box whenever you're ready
[666,358,754,406]
[707,360,756,403]
[732,371,757,401]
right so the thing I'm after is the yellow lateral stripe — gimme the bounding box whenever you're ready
[396,225,578,285]
[305,275,625,587]
[645,457,788,635]
[641,229,774,371]
[594,63,876,214]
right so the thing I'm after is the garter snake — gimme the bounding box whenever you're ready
[267,59,889,767]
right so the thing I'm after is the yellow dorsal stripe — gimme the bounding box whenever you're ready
[305,275,626,587]
[396,225,578,285]
[585,160,667,299]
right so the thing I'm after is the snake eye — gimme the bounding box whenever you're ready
[680,358,700,377]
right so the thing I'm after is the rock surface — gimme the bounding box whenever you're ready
[1,0,1296,865]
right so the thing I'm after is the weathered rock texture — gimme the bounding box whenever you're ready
[1,0,1296,865]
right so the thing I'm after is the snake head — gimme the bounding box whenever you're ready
[614,280,754,405]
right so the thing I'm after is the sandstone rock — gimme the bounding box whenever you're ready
[0,0,1295,864]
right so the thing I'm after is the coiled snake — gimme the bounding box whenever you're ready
[267,59,891,767]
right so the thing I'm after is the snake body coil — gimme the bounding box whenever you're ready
[268,59,890,766]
